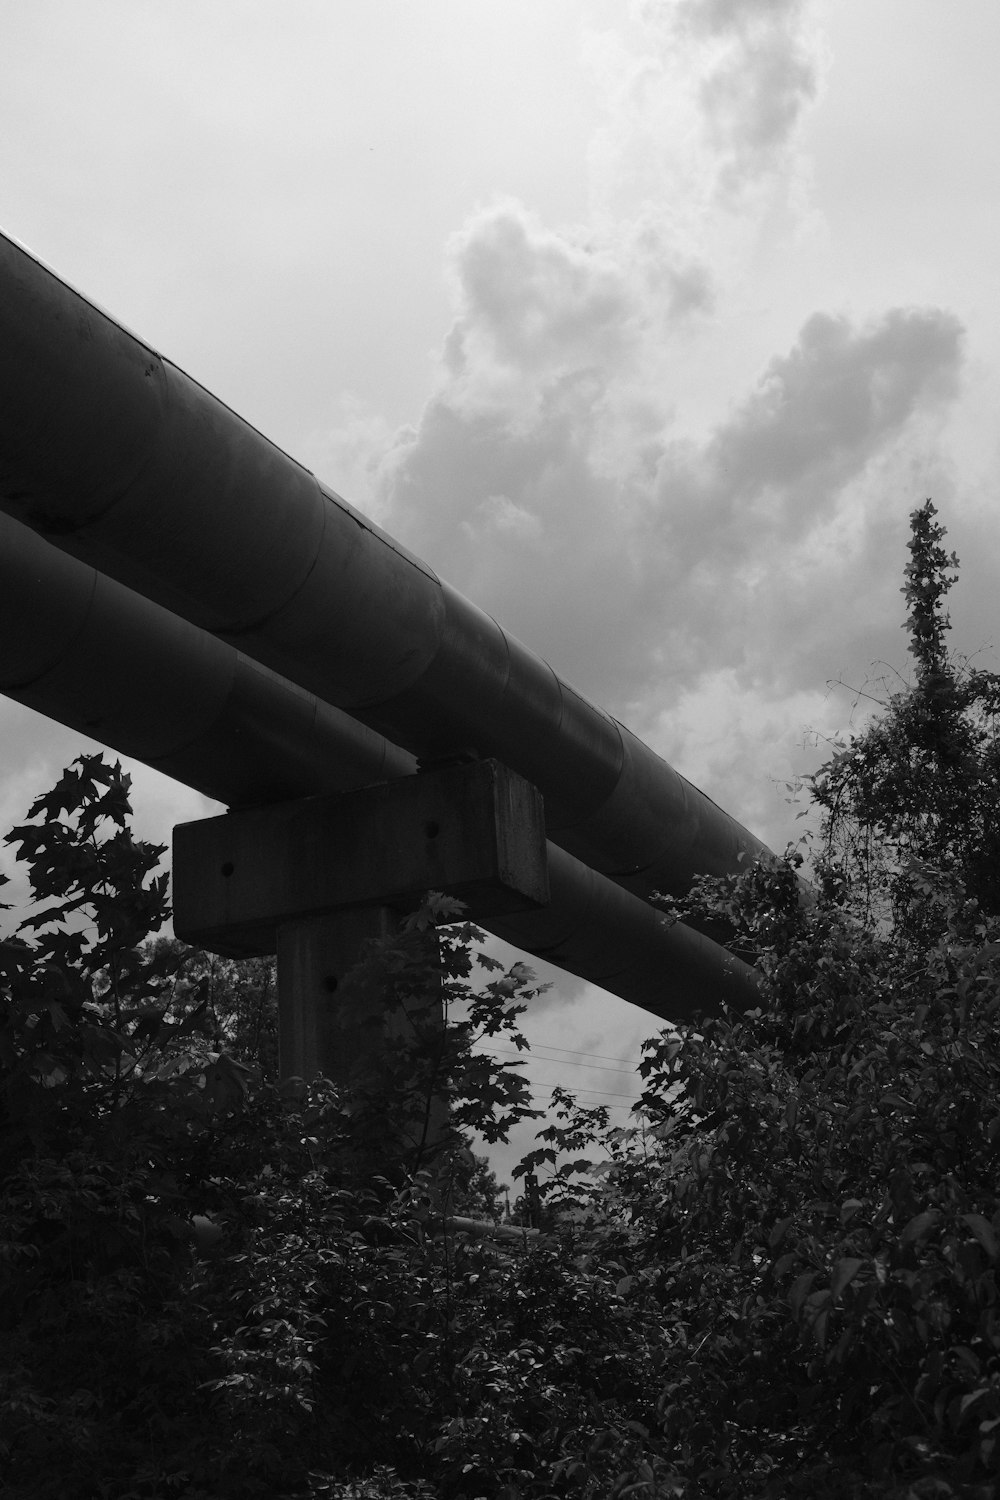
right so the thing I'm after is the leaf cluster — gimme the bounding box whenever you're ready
[4,502,1000,1498]
[811,501,1000,936]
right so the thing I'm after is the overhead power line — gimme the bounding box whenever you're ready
[472,1040,640,1079]
[519,1040,646,1067]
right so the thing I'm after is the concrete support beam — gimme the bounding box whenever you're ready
[172,759,547,1094]
[172,759,548,956]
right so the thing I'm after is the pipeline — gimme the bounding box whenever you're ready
[0,229,771,919]
[0,511,414,805]
[0,514,758,1019]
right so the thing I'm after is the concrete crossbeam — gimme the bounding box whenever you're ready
[172,758,549,956]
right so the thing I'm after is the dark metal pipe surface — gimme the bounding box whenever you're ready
[0,516,756,1018]
[0,513,416,804]
[0,230,771,915]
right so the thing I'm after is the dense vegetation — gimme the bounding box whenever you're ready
[2,502,999,1498]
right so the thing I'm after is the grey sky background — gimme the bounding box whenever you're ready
[3,0,1000,1179]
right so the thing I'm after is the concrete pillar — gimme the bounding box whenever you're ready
[276,905,449,1170]
[276,906,397,1084]
[171,760,548,1172]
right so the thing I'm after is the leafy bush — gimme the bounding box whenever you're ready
[0,756,545,1496]
[511,503,1000,1496]
[3,502,999,1498]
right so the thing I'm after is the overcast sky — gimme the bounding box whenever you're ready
[3,0,1000,1179]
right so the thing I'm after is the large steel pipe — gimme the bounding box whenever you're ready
[0,512,415,804]
[490,843,757,1018]
[0,515,758,1018]
[0,229,770,910]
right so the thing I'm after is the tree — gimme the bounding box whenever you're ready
[507,502,1000,1496]
[0,754,222,1161]
[0,756,545,1497]
[145,936,281,1079]
[4,501,999,1499]
[811,500,1000,937]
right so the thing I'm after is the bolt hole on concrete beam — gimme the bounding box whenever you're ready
[220,861,235,878]
[424,820,440,839]
[323,975,339,993]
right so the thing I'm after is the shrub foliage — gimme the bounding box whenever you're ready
[2,502,999,1498]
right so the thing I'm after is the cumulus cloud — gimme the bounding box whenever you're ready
[443,210,635,385]
[586,0,823,257]
[673,0,821,195]
[375,201,963,720]
[319,0,969,855]
[650,306,965,678]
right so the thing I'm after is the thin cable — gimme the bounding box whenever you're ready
[520,1040,645,1066]
[473,1051,641,1098]
[472,1040,639,1078]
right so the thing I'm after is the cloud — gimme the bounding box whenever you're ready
[315,0,968,864]
[373,197,963,717]
[664,307,964,602]
[586,0,823,245]
[710,309,963,500]
[675,0,821,203]
[444,208,635,385]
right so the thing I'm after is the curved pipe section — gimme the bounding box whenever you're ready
[492,845,759,1018]
[0,514,416,805]
[0,517,756,1019]
[0,229,770,907]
